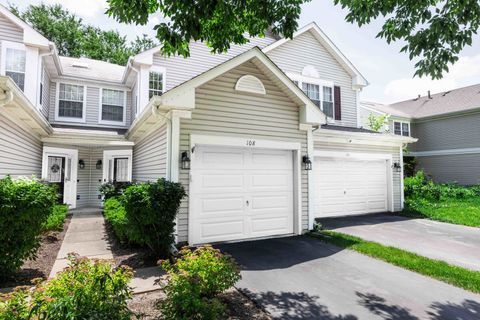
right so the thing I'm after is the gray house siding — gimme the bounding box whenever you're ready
[76,147,103,208]
[266,31,358,128]
[417,154,480,185]
[40,68,50,118]
[0,13,23,43]
[0,113,42,178]
[132,123,168,182]
[314,140,403,212]
[177,61,309,243]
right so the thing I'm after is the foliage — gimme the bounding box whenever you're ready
[10,3,157,65]
[366,113,390,132]
[43,204,68,231]
[0,176,57,280]
[122,179,186,256]
[0,254,134,319]
[311,231,480,294]
[160,246,241,320]
[333,0,480,79]
[103,197,140,244]
[107,0,309,57]
[403,156,416,178]
[99,181,133,200]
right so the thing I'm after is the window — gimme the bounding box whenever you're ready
[149,71,164,99]
[394,121,410,136]
[101,89,125,123]
[299,80,334,119]
[5,48,26,91]
[322,86,334,118]
[58,83,84,119]
[302,83,320,107]
[114,158,129,182]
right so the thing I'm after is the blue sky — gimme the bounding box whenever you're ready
[5,0,480,103]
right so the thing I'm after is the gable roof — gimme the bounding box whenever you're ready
[262,22,368,89]
[360,101,412,119]
[0,4,51,48]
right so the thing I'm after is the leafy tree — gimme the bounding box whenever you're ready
[10,3,157,65]
[334,0,480,79]
[367,113,390,132]
[106,0,309,57]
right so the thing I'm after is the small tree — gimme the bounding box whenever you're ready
[367,113,390,132]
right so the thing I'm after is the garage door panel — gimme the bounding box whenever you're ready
[251,216,290,234]
[250,172,293,192]
[251,194,291,210]
[197,149,246,169]
[198,220,245,241]
[251,150,292,170]
[194,172,245,193]
[197,196,245,216]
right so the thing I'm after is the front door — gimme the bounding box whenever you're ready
[47,156,65,203]
[103,150,132,183]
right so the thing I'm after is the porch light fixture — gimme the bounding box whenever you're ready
[78,159,85,169]
[392,162,401,173]
[96,160,102,170]
[181,151,191,170]
[303,155,312,171]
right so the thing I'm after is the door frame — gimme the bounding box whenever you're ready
[102,149,133,183]
[188,134,302,245]
[313,150,394,217]
[42,146,78,209]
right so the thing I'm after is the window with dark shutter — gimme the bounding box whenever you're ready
[334,86,341,121]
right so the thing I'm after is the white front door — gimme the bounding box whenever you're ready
[190,146,294,244]
[102,150,133,183]
[42,147,78,208]
[314,156,389,218]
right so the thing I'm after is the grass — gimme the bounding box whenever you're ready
[403,197,480,228]
[310,230,480,294]
[43,204,69,231]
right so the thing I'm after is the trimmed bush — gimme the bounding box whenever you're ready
[43,204,69,231]
[0,176,57,280]
[99,181,132,200]
[122,178,186,256]
[160,246,241,320]
[0,254,133,319]
[103,197,138,244]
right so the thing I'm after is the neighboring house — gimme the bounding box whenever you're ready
[0,4,415,245]
[359,85,480,185]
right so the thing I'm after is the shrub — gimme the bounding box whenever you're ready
[43,204,69,231]
[122,178,186,256]
[99,181,133,200]
[0,176,57,280]
[103,197,141,245]
[0,255,134,320]
[160,246,241,320]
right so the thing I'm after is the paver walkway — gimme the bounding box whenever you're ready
[319,213,480,271]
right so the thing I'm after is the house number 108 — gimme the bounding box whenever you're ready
[246,140,256,146]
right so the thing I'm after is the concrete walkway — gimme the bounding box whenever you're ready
[319,213,480,271]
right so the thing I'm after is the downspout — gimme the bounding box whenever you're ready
[151,101,174,180]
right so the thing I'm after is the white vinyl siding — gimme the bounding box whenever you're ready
[40,69,50,118]
[76,147,103,208]
[177,61,308,243]
[132,123,168,182]
[0,113,42,178]
[266,30,357,127]
[0,13,23,43]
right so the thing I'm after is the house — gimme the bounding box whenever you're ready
[359,84,480,185]
[0,4,415,245]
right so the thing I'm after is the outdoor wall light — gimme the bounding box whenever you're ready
[78,159,85,169]
[96,160,103,170]
[303,155,313,171]
[181,151,191,170]
[392,162,401,172]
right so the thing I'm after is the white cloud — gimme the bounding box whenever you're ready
[41,0,107,18]
[148,16,160,26]
[384,54,480,102]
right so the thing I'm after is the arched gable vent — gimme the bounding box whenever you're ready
[235,75,266,95]
[302,65,319,78]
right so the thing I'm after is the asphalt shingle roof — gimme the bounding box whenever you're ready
[59,56,125,83]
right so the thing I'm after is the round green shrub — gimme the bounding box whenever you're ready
[0,176,57,280]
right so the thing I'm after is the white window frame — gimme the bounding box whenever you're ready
[55,82,87,123]
[288,73,335,122]
[103,149,133,183]
[148,66,166,99]
[0,41,26,90]
[98,88,127,125]
[393,121,410,137]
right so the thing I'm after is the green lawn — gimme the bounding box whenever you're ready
[310,231,480,294]
[403,197,480,228]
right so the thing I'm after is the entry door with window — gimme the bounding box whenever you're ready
[103,150,132,183]
[47,156,65,203]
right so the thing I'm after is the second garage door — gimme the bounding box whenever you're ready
[190,146,294,244]
[314,156,389,218]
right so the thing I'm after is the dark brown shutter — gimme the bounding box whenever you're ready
[334,86,341,120]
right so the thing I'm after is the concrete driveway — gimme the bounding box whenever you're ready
[218,236,480,320]
[319,213,480,271]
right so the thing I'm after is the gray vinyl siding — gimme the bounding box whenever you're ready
[40,68,50,118]
[314,140,403,212]
[417,154,480,185]
[132,123,168,182]
[0,113,42,178]
[153,37,277,91]
[177,61,309,243]
[131,79,138,123]
[266,31,358,128]
[0,13,23,43]
[410,112,480,152]
[76,147,103,208]
[49,82,132,128]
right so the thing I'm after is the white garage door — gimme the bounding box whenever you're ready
[190,146,294,244]
[314,157,389,218]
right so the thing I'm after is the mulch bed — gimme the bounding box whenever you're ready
[128,288,271,320]
[0,215,72,289]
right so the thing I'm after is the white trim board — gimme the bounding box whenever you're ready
[410,148,480,157]
[190,134,302,151]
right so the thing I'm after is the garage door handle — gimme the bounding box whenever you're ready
[246,200,249,206]
[344,190,346,194]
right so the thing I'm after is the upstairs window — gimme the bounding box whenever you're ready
[101,89,125,124]
[149,71,164,99]
[322,86,334,118]
[5,48,26,91]
[300,81,335,119]
[394,121,410,136]
[58,83,85,120]
[302,83,320,107]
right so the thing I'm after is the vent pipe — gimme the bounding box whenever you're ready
[428,90,432,99]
